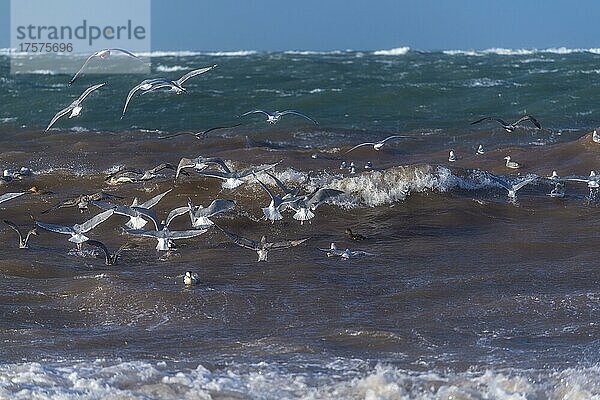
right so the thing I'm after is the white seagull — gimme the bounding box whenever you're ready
[167,198,236,229]
[564,170,600,189]
[69,48,143,85]
[448,150,457,162]
[3,220,37,249]
[486,173,538,199]
[471,115,541,132]
[35,209,114,249]
[592,130,600,144]
[287,188,344,224]
[46,83,106,131]
[194,161,281,189]
[217,226,309,262]
[241,110,318,125]
[254,175,299,222]
[346,135,405,153]
[318,243,374,259]
[93,189,172,229]
[184,271,200,286]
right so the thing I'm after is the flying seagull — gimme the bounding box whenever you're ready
[194,161,281,189]
[105,163,175,185]
[486,173,538,199]
[85,240,135,266]
[158,124,242,140]
[121,65,216,118]
[470,115,541,132]
[35,209,114,249]
[167,198,236,229]
[241,110,318,125]
[287,188,344,224]
[46,83,106,131]
[254,175,299,222]
[346,135,406,153]
[42,191,124,214]
[93,189,172,229]
[69,48,143,85]
[217,226,309,262]
[175,156,230,180]
[3,219,37,249]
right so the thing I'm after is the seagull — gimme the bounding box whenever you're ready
[167,198,236,229]
[364,161,373,170]
[93,189,172,229]
[0,192,27,205]
[593,130,600,143]
[158,124,242,140]
[264,171,306,198]
[240,110,318,125]
[504,156,521,169]
[345,135,405,153]
[46,83,106,131]
[486,173,538,199]
[69,48,143,85]
[564,170,600,189]
[194,161,281,189]
[85,240,135,265]
[217,226,309,262]
[254,175,299,222]
[448,150,457,162]
[470,115,541,132]
[476,144,485,155]
[345,228,367,241]
[125,207,208,251]
[287,188,344,224]
[42,192,124,214]
[318,242,374,259]
[175,156,230,180]
[3,220,37,249]
[184,271,200,286]
[35,209,114,249]
[121,65,216,118]
[105,163,176,185]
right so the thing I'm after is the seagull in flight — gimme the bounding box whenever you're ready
[241,110,318,125]
[42,191,124,214]
[470,115,541,132]
[166,198,236,229]
[217,226,309,262]
[287,188,344,224]
[175,156,230,180]
[486,173,538,199]
[105,163,176,185]
[254,175,300,222]
[35,209,114,249]
[69,48,143,85]
[194,161,281,189]
[121,65,216,118]
[346,135,406,153]
[46,83,106,131]
[158,124,242,140]
[93,189,172,230]
[3,220,37,249]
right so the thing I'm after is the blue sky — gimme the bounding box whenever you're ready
[1,0,599,51]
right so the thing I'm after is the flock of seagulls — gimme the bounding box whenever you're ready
[2,48,599,285]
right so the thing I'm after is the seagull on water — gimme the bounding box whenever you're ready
[240,110,318,125]
[35,209,114,249]
[158,124,242,140]
[46,83,106,131]
[166,198,236,229]
[93,189,172,230]
[318,243,374,259]
[593,130,600,143]
[85,240,135,266]
[121,65,216,118]
[486,173,538,199]
[184,271,200,286]
[217,226,309,262]
[3,220,37,249]
[125,207,208,251]
[504,156,521,169]
[69,48,143,85]
[476,144,485,155]
[470,115,541,132]
[346,135,405,153]
[448,150,457,162]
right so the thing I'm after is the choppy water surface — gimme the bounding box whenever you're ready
[0,47,600,398]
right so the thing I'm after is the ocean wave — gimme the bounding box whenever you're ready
[1,360,599,399]
[373,47,411,56]
[204,50,258,57]
[443,47,600,56]
[284,50,345,55]
[155,65,188,72]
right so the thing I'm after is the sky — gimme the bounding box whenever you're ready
[1,0,599,51]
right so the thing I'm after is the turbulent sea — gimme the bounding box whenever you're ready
[1,47,600,399]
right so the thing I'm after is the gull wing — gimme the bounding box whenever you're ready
[125,229,160,238]
[92,201,137,218]
[238,161,282,178]
[194,170,231,180]
[165,206,190,227]
[306,189,344,209]
[486,174,511,191]
[35,221,74,235]
[513,115,541,129]
[84,239,110,262]
[470,116,494,125]
[122,80,155,118]
[131,207,161,230]
[380,135,405,144]
[216,226,259,250]
[270,237,310,250]
[45,105,74,131]
[168,229,208,240]
[176,65,216,86]
[68,52,99,85]
[241,110,271,118]
[77,82,106,103]
[203,199,235,216]
[265,171,294,195]
[139,189,172,209]
[254,176,277,201]
[78,209,114,233]
[3,219,23,241]
[0,192,26,204]
[109,48,142,60]
[346,142,375,153]
[277,110,318,124]
[159,123,242,140]
[512,176,538,192]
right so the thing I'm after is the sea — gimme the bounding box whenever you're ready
[0,46,600,399]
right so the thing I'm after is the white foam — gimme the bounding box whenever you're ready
[204,50,257,57]
[373,47,411,56]
[155,65,187,72]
